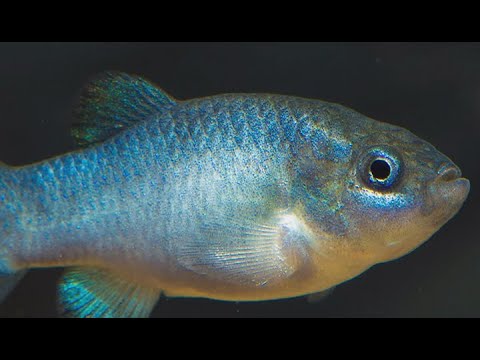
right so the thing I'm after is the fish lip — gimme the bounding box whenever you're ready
[427,175,470,219]
[447,177,471,201]
[426,161,470,218]
[436,163,462,182]
[433,174,470,196]
[434,163,470,197]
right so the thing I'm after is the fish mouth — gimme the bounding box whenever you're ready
[427,163,470,224]
[436,163,463,182]
[435,163,470,194]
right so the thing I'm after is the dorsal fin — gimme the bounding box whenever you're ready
[72,71,176,148]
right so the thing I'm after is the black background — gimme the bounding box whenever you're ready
[0,42,478,317]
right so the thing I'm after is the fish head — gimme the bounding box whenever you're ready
[344,127,469,262]
[294,109,470,265]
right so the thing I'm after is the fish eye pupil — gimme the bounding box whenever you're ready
[370,159,391,180]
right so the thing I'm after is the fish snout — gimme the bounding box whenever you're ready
[434,162,470,199]
[424,162,470,224]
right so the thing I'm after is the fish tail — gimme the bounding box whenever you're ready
[0,162,26,303]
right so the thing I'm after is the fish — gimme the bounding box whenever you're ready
[0,72,470,317]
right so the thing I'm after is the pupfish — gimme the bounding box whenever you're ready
[0,72,470,317]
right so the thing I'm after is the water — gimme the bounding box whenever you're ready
[0,42,477,317]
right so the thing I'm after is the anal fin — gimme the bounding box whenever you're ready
[58,267,160,318]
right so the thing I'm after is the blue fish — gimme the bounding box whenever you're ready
[0,72,470,317]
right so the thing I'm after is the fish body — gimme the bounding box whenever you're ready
[0,73,470,317]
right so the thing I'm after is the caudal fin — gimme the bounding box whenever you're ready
[0,162,25,304]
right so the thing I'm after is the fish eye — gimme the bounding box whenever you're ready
[370,159,391,180]
[359,146,403,190]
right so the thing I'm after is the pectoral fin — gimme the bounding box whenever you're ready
[177,213,310,287]
[58,267,160,318]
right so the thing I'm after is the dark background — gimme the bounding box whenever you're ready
[0,42,478,317]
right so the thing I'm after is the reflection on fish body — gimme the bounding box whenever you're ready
[0,72,470,317]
